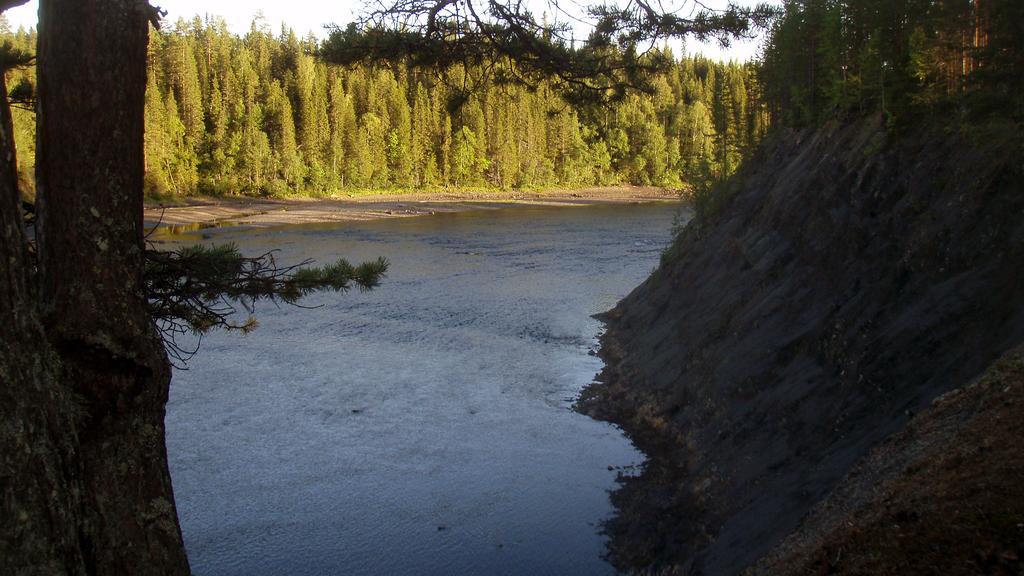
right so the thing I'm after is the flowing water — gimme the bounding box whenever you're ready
[163,202,680,576]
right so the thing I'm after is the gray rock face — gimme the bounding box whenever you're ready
[585,118,1024,575]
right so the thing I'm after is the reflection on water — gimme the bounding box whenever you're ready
[146,218,256,237]
[147,221,216,236]
[164,203,680,576]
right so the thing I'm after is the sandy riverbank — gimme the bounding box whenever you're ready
[144,186,680,232]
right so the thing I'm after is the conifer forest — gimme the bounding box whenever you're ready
[4,16,765,198]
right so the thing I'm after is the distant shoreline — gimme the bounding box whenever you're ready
[144,186,681,233]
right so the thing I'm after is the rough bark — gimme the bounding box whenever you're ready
[0,56,85,576]
[35,1,190,573]
[1,0,191,573]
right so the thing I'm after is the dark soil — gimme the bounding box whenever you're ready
[578,117,1024,575]
[750,345,1024,576]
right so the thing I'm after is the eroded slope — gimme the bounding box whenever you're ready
[580,118,1024,574]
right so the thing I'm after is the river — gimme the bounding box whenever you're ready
[163,202,680,575]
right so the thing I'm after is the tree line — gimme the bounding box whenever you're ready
[2,15,767,198]
[759,0,1023,126]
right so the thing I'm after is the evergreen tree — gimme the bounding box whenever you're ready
[4,16,770,198]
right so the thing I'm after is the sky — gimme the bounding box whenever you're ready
[2,0,777,62]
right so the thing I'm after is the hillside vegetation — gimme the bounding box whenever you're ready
[760,0,1022,126]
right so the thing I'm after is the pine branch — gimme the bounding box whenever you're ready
[0,0,28,14]
[144,243,388,364]
[322,0,779,106]
[0,41,34,72]
[20,204,388,365]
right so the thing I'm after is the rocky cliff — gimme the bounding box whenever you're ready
[580,117,1024,574]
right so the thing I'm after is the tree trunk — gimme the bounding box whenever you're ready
[1,0,191,573]
[0,53,86,576]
